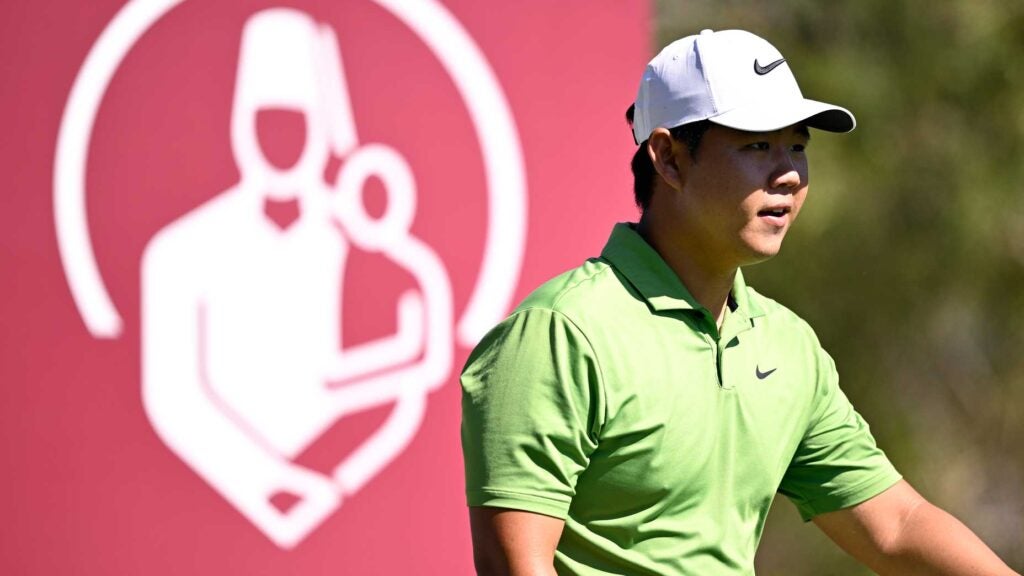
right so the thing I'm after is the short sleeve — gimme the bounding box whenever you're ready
[460,308,604,519]
[779,345,902,521]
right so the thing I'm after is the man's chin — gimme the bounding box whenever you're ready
[740,243,784,267]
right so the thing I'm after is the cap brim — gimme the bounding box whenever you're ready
[709,98,856,133]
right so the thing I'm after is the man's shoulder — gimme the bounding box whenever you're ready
[514,257,622,317]
[462,258,620,372]
[744,285,821,342]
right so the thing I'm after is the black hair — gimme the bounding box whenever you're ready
[625,104,712,211]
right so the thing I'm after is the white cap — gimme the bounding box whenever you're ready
[631,29,855,144]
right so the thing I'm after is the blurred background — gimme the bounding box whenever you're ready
[655,1,1024,573]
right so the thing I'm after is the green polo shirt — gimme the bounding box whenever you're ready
[461,223,901,575]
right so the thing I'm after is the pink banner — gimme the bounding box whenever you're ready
[0,0,648,573]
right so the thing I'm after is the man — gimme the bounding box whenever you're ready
[461,29,1018,575]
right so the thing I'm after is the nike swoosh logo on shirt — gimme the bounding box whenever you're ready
[755,366,777,379]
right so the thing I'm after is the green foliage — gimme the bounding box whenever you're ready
[655,1,1024,572]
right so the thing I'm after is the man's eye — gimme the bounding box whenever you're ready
[745,142,770,151]
[792,144,806,152]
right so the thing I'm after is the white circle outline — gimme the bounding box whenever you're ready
[53,0,526,346]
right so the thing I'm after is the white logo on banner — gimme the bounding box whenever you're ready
[54,0,526,549]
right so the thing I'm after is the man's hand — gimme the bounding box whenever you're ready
[813,480,1019,575]
[469,507,564,576]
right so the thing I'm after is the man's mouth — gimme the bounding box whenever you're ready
[757,207,791,218]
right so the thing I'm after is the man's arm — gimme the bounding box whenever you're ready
[813,479,1019,575]
[469,507,564,576]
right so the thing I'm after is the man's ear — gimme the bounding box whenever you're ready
[647,128,687,191]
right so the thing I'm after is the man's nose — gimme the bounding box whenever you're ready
[769,154,802,191]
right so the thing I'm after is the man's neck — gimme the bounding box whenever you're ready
[636,218,737,326]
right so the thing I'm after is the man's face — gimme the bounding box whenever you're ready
[668,123,810,270]
[256,108,307,171]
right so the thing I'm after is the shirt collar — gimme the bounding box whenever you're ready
[600,222,766,319]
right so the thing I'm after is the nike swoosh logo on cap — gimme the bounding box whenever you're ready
[755,366,777,379]
[753,58,786,75]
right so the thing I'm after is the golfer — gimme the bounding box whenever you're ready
[461,29,1018,575]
